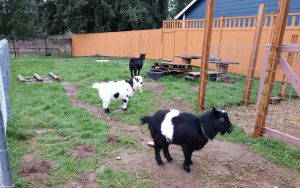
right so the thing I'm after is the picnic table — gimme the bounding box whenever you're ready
[209,60,239,81]
[175,55,221,65]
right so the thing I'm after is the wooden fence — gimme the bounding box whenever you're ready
[72,13,300,77]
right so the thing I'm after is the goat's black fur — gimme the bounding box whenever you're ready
[141,108,233,172]
[129,54,146,77]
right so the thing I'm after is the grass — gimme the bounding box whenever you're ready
[8,56,150,187]
[97,168,149,188]
[7,56,300,187]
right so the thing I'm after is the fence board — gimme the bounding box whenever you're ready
[72,14,300,79]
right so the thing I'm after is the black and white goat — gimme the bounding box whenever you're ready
[129,54,146,77]
[92,76,143,113]
[141,108,233,172]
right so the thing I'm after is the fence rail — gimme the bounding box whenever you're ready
[163,13,300,29]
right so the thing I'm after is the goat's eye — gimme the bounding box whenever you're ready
[140,82,143,84]
[219,117,225,122]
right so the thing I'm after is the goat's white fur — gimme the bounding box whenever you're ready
[92,76,143,111]
[161,109,180,143]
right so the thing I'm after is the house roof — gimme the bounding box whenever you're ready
[174,0,198,19]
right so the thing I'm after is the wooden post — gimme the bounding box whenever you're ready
[198,0,215,111]
[243,4,266,106]
[253,0,290,138]
[279,34,298,97]
[12,38,17,58]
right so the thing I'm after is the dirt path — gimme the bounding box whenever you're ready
[61,81,300,188]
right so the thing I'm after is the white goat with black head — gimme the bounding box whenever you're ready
[92,76,143,113]
[141,108,233,172]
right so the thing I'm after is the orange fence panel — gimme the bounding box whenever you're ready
[72,14,300,79]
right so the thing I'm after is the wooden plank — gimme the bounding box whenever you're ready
[33,73,43,81]
[279,55,300,96]
[253,0,291,138]
[243,4,266,106]
[17,75,25,82]
[263,127,300,147]
[49,72,61,81]
[281,44,300,52]
[279,35,298,97]
[198,0,215,111]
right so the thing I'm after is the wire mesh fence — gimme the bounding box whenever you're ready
[0,39,13,187]
[0,36,72,58]
[201,43,299,138]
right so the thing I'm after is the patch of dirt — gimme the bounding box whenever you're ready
[18,155,54,181]
[226,100,300,138]
[105,135,120,143]
[107,140,300,188]
[61,81,300,188]
[35,129,55,135]
[72,144,96,159]
[143,81,192,112]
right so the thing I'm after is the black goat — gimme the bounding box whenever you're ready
[141,108,233,172]
[129,54,146,77]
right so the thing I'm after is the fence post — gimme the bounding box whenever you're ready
[12,38,16,58]
[0,40,12,121]
[217,16,224,57]
[279,34,298,97]
[253,0,290,138]
[0,109,13,188]
[45,37,48,55]
[198,0,215,111]
[243,4,266,106]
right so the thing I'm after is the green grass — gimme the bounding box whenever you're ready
[9,56,149,187]
[97,168,149,188]
[7,56,300,187]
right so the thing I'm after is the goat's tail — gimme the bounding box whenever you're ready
[92,82,101,90]
[141,116,150,125]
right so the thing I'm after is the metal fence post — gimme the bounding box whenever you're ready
[0,40,12,120]
[0,109,13,187]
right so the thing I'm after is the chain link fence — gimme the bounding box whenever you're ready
[0,39,13,187]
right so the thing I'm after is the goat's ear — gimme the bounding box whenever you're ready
[212,107,219,116]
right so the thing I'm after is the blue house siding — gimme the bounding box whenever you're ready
[180,0,300,20]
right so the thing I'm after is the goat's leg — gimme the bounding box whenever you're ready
[134,69,137,76]
[130,68,134,77]
[137,69,141,76]
[181,145,193,172]
[121,97,129,111]
[154,143,164,165]
[163,144,173,162]
[102,100,111,114]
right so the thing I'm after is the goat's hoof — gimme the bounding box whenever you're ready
[104,108,110,114]
[122,108,127,111]
[167,157,173,162]
[190,160,193,165]
[157,161,164,166]
[183,165,190,172]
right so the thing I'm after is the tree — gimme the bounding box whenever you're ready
[169,0,190,18]
[1,0,41,37]
[1,0,171,36]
